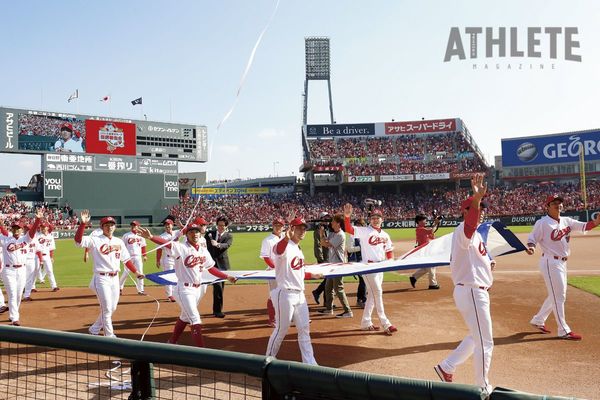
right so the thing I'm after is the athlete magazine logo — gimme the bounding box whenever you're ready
[443,27,582,70]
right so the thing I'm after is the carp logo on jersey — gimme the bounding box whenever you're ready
[368,235,387,246]
[290,256,304,270]
[478,241,487,256]
[184,255,206,269]
[551,226,571,242]
[127,237,142,245]
[7,242,27,252]
[99,244,122,255]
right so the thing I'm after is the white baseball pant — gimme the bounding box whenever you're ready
[266,287,317,365]
[174,283,207,325]
[89,273,120,337]
[119,256,144,292]
[23,258,38,298]
[361,272,392,330]
[1,265,27,323]
[162,258,175,297]
[530,256,571,337]
[0,273,6,307]
[412,267,438,286]
[439,285,493,394]
[41,255,57,289]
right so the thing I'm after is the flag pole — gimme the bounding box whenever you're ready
[76,90,80,114]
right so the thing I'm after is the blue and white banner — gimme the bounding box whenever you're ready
[501,130,600,167]
[145,222,526,286]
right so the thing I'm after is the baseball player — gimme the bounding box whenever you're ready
[434,175,495,395]
[0,244,8,313]
[139,218,237,347]
[156,219,182,302]
[75,210,144,337]
[0,209,43,326]
[265,217,323,365]
[526,194,600,340]
[120,221,147,295]
[37,223,59,291]
[409,214,441,290]
[343,204,397,335]
[21,225,41,301]
[260,217,285,327]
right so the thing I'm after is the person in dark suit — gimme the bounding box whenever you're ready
[205,216,233,318]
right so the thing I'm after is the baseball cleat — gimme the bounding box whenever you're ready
[560,332,582,341]
[409,276,417,288]
[530,323,551,334]
[88,327,100,336]
[317,308,334,315]
[385,325,398,335]
[22,297,33,302]
[167,296,176,302]
[31,289,38,293]
[11,321,21,326]
[428,284,440,290]
[336,311,354,318]
[361,325,380,331]
[434,365,453,383]
[52,287,60,292]
[0,306,8,313]
[137,291,145,295]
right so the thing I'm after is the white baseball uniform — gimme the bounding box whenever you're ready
[23,234,42,298]
[157,229,181,298]
[0,223,39,324]
[76,232,133,337]
[266,239,317,365]
[261,232,283,326]
[0,246,5,308]
[527,215,588,337]
[344,221,394,330]
[37,233,57,289]
[120,231,146,293]
[438,221,494,394]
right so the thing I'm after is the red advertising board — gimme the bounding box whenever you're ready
[385,118,456,135]
[85,120,136,156]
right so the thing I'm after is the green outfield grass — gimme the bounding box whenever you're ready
[568,276,600,297]
[34,226,534,288]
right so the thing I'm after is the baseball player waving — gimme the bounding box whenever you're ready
[260,217,285,327]
[0,208,43,326]
[120,221,147,295]
[435,174,495,395]
[526,194,600,340]
[75,210,144,338]
[343,204,397,335]
[139,219,237,347]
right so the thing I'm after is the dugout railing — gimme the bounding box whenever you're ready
[0,326,578,400]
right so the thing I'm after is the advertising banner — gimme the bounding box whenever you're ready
[163,174,179,198]
[414,173,450,180]
[347,175,375,183]
[43,171,63,199]
[85,120,136,156]
[192,187,270,195]
[501,130,600,167]
[380,174,414,182]
[306,123,375,137]
[385,118,457,135]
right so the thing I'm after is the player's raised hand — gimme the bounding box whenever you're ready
[80,209,91,224]
[35,207,44,219]
[285,225,294,241]
[137,227,152,239]
[471,174,488,200]
[343,203,353,217]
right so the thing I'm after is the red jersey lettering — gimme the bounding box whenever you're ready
[368,236,387,246]
[550,226,571,241]
[290,256,304,270]
[99,244,122,255]
[184,255,206,269]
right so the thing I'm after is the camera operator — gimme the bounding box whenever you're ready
[409,213,441,290]
[311,212,332,305]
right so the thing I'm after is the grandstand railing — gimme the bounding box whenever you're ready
[0,326,577,400]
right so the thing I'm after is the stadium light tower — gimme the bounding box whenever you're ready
[304,37,334,125]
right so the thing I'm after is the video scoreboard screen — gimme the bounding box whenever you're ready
[0,106,208,162]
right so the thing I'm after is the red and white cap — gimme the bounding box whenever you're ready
[193,217,209,226]
[545,194,564,205]
[272,217,286,226]
[10,221,24,229]
[100,216,116,226]
[185,223,202,232]
[370,209,383,218]
[60,122,73,132]
[289,217,308,228]
[130,220,140,226]
[163,218,174,225]
[461,196,488,211]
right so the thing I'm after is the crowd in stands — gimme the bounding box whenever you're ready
[19,115,86,140]
[306,132,488,176]
[0,194,79,230]
[169,180,600,225]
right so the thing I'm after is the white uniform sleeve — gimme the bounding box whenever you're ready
[119,239,132,263]
[260,237,271,258]
[565,217,587,234]
[49,236,56,251]
[141,237,147,248]
[383,232,393,252]
[455,224,472,250]
[78,236,93,249]
[527,220,543,246]
[170,242,182,259]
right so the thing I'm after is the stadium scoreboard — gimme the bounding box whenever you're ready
[0,106,208,162]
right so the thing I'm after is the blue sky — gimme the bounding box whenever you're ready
[1,0,599,185]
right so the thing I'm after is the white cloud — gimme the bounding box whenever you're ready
[257,129,286,139]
